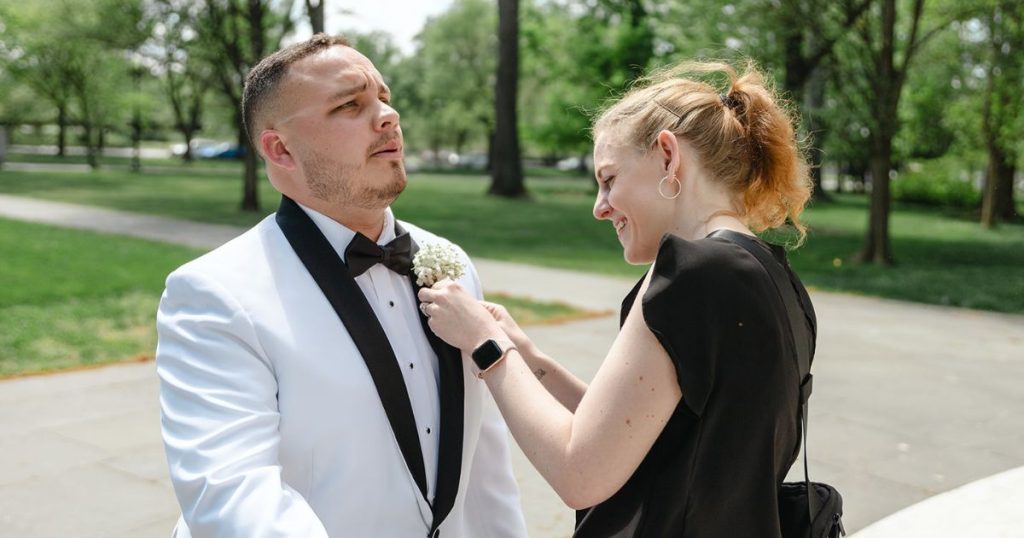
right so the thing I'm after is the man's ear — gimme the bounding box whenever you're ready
[259,129,296,169]
[655,129,681,174]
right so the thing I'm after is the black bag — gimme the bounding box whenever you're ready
[779,481,845,538]
[712,231,846,538]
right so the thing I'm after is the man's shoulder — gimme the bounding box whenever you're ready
[400,220,451,246]
[400,220,471,261]
[168,215,281,286]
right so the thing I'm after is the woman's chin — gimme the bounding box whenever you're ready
[622,247,656,266]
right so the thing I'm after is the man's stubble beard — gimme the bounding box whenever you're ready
[304,150,407,210]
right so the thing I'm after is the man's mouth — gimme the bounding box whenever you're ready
[371,139,402,158]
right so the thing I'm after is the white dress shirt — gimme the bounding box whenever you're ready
[301,204,442,501]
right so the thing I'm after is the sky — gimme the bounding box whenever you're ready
[298,1,456,55]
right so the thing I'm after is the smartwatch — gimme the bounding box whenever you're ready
[471,339,516,378]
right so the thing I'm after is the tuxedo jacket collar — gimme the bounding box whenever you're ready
[275,196,464,534]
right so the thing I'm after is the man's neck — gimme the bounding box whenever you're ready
[301,197,387,242]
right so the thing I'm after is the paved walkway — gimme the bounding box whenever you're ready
[1,194,1022,537]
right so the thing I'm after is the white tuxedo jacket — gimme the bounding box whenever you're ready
[156,199,527,537]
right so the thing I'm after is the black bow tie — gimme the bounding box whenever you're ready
[344,230,415,277]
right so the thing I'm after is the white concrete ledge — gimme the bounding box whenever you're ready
[852,465,1024,537]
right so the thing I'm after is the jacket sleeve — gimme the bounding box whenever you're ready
[459,257,529,536]
[156,268,329,538]
[463,390,529,537]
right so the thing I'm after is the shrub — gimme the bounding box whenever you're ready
[892,158,981,208]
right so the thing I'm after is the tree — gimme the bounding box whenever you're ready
[306,0,325,33]
[0,2,81,156]
[841,0,954,264]
[405,0,497,162]
[774,0,872,200]
[147,0,212,162]
[192,0,298,211]
[491,0,525,196]
[0,0,148,167]
[980,0,1023,226]
[521,0,655,168]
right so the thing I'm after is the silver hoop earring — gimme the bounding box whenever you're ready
[658,174,681,200]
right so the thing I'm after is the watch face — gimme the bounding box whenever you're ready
[472,339,503,369]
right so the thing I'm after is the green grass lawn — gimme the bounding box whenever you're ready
[0,218,201,377]
[1,161,1022,313]
[0,215,593,377]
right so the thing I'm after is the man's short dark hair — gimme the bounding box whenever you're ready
[242,33,351,152]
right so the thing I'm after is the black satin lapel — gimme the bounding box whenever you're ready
[275,196,429,504]
[409,270,465,534]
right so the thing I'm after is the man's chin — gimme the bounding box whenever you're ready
[357,164,406,209]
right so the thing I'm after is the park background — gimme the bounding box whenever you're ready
[0,0,1022,537]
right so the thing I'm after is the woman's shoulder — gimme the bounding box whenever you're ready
[652,232,767,283]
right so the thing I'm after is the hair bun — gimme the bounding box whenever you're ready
[719,93,741,110]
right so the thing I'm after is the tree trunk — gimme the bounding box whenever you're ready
[238,110,260,211]
[183,130,195,162]
[996,167,1018,220]
[982,147,1018,227]
[454,130,468,161]
[83,124,98,170]
[805,63,831,201]
[860,143,893,264]
[57,104,67,157]
[857,0,900,265]
[306,0,325,34]
[489,0,525,197]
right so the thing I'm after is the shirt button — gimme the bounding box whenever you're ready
[389,301,395,307]
[426,427,431,434]
[409,362,414,369]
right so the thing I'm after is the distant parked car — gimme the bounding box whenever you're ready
[171,139,245,160]
[171,138,217,158]
[196,142,245,159]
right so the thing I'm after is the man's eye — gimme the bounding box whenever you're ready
[604,176,616,187]
[380,96,391,105]
[336,101,357,111]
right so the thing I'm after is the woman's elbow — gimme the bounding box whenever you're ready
[555,479,620,510]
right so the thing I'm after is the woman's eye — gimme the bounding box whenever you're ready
[604,176,616,187]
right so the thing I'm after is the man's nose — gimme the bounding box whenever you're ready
[377,102,400,132]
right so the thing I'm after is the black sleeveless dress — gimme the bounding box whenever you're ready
[574,233,815,537]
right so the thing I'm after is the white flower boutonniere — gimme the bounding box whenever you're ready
[412,243,465,287]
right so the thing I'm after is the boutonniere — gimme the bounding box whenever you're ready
[412,243,465,287]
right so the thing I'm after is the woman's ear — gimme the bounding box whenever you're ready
[655,129,681,174]
[259,130,296,170]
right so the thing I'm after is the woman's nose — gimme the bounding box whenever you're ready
[593,193,612,220]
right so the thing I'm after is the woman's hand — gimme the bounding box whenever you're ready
[480,301,536,356]
[418,280,504,352]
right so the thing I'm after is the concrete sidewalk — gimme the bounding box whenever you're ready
[1,194,1023,537]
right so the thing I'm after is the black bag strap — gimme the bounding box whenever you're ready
[710,230,820,525]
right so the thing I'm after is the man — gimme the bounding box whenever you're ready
[156,34,528,537]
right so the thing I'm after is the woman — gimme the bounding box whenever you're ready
[419,60,814,537]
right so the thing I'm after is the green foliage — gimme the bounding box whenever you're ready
[0,0,150,164]
[519,0,656,158]
[396,0,497,156]
[891,158,983,207]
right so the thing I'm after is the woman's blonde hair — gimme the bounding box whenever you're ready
[592,60,812,244]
